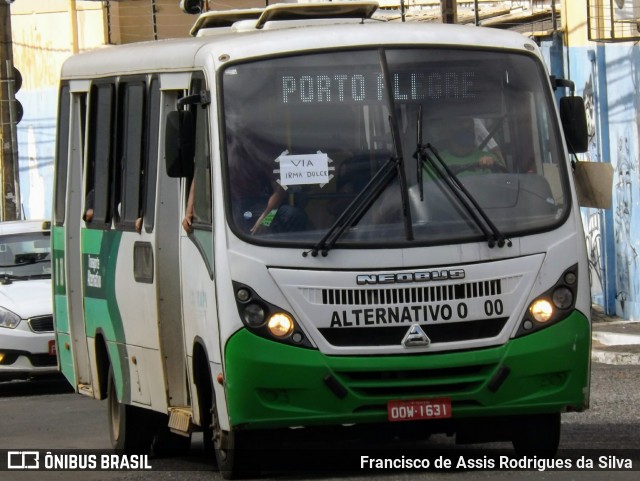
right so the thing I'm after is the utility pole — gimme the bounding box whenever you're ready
[69,0,79,54]
[441,0,458,24]
[0,0,20,221]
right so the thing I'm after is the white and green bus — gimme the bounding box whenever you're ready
[53,2,591,477]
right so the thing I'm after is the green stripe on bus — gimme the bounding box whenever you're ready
[81,229,125,344]
[56,332,76,388]
[81,228,130,403]
[54,294,69,333]
[107,341,131,404]
[52,226,66,297]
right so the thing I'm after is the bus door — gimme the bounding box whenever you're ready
[54,81,93,394]
[153,74,194,418]
[58,81,93,396]
[175,76,219,428]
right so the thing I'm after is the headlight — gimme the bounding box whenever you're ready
[267,313,294,338]
[0,307,21,329]
[517,265,579,337]
[233,281,313,348]
[243,303,266,327]
[529,299,553,323]
[552,287,573,309]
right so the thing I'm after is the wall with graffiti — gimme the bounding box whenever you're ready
[566,43,640,320]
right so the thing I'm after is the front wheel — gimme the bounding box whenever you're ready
[107,365,155,454]
[208,385,254,479]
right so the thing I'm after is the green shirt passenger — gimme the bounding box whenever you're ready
[427,123,501,178]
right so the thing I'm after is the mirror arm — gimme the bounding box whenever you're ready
[178,90,211,109]
[550,76,575,95]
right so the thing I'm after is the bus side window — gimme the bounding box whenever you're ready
[116,80,146,232]
[85,82,115,228]
[143,78,161,233]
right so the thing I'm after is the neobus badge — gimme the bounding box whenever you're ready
[356,269,465,285]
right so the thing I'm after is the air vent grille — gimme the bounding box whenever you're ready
[320,280,502,306]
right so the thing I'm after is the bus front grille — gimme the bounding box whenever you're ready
[317,280,502,306]
[319,317,507,347]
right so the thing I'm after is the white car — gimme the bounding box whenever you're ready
[0,220,56,380]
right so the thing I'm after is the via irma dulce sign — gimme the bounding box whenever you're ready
[277,151,332,187]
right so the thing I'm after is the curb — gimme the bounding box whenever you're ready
[591,330,640,366]
[591,348,640,366]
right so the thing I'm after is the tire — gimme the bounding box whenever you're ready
[208,383,253,479]
[197,374,215,460]
[511,413,561,457]
[107,365,154,454]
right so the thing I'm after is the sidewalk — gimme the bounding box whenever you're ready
[591,305,640,365]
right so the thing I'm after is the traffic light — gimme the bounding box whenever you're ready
[12,65,22,124]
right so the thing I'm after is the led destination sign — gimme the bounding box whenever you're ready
[280,70,484,105]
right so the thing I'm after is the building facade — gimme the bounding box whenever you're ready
[562,0,640,319]
[10,0,196,220]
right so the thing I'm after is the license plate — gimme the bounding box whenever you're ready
[388,398,452,422]
[48,340,57,356]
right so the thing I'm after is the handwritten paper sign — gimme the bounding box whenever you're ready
[277,152,331,186]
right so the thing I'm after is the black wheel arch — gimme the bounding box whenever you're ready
[192,337,215,427]
[94,330,110,400]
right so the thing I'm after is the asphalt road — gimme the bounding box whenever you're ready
[0,363,639,481]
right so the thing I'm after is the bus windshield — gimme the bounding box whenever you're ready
[221,47,569,247]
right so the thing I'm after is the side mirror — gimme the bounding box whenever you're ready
[165,110,195,178]
[560,96,589,154]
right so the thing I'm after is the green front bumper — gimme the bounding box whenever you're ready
[224,312,590,429]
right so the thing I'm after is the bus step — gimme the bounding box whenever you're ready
[78,383,94,397]
[168,407,193,436]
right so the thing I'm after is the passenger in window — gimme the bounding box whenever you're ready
[233,163,307,235]
[182,179,195,234]
[83,189,94,222]
[435,119,503,175]
[227,134,307,235]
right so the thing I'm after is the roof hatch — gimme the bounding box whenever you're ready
[191,1,379,36]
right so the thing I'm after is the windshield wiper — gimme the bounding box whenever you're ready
[303,49,414,257]
[414,108,511,248]
[303,144,400,257]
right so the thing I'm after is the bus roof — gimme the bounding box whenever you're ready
[60,21,540,81]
